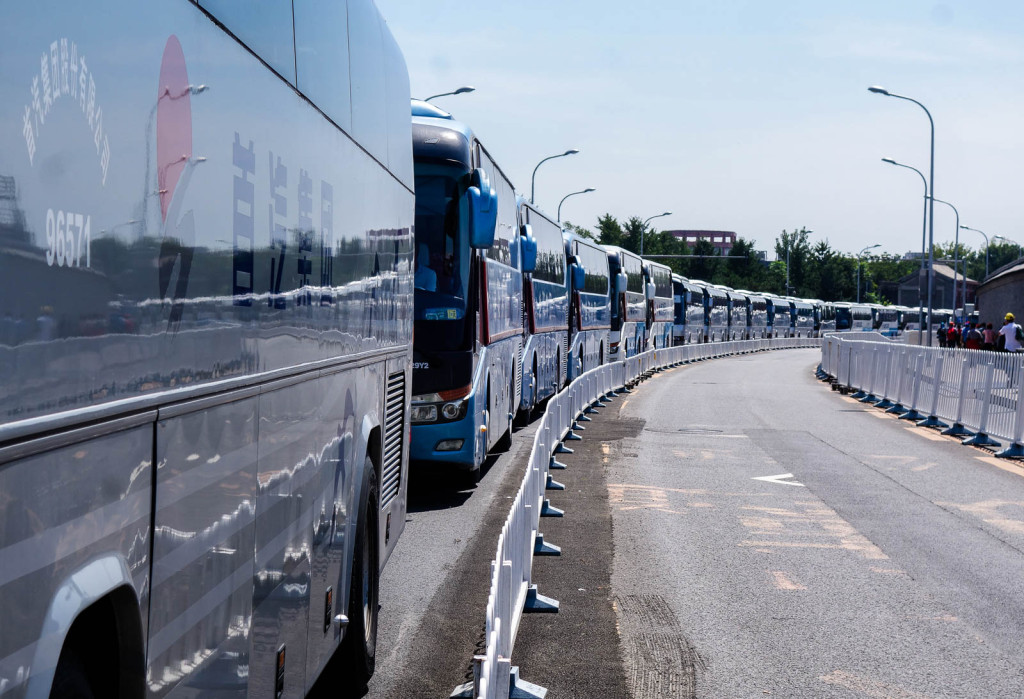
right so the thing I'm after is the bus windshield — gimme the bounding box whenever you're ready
[836,307,852,330]
[414,172,473,351]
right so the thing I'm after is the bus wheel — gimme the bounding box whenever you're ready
[52,645,97,699]
[340,456,379,685]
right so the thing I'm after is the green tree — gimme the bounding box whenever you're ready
[562,220,596,241]
[774,228,813,296]
[596,214,624,247]
[688,238,720,281]
[719,238,766,290]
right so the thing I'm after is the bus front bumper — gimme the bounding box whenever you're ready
[410,405,480,467]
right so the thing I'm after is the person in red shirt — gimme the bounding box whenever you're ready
[946,321,959,348]
[965,322,983,350]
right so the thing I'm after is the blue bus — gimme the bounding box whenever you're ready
[565,232,611,381]
[767,295,794,338]
[606,246,647,360]
[672,274,686,345]
[409,102,522,481]
[793,298,815,337]
[870,303,900,337]
[644,259,674,349]
[0,3,413,695]
[723,287,749,341]
[740,291,769,339]
[677,278,706,344]
[702,282,729,342]
[834,302,873,332]
[820,301,837,334]
[518,200,567,414]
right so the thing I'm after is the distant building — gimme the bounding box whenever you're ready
[975,259,1024,327]
[669,230,736,254]
[896,263,977,309]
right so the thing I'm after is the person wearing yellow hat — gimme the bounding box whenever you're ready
[998,312,1023,352]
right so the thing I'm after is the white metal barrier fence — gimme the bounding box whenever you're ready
[455,336,821,699]
[819,336,1024,459]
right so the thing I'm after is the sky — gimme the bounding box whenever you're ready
[376,0,1024,261]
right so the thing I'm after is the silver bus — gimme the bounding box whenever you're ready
[698,281,728,342]
[0,1,413,695]
[740,291,769,339]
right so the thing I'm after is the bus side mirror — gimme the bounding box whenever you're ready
[520,225,537,273]
[571,264,586,290]
[646,282,656,299]
[614,273,627,295]
[467,168,497,250]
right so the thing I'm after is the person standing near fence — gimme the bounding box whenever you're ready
[998,313,1023,352]
[947,321,960,348]
[983,322,997,351]
[965,322,983,350]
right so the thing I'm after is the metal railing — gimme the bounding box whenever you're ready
[819,336,1024,458]
[455,336,821,699]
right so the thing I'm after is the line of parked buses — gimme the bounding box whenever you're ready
[407,100,940,480]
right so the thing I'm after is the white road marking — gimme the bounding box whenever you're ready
[752,473,805,487]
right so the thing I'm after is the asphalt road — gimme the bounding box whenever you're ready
[598,348,1024,697]
[320,347,1024,698]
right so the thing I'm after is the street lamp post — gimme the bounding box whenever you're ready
[928,197,961,315]
[557,188,596,223]
[530,149,580,205]
[786,229,813,296]
[856,244,881,303]
[881,157,928,337]
[640,212,672,256]
[423,86,475,102]
[961,225,989,277]
[870,86,936,346]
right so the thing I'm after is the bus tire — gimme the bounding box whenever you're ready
[51,646,96,699]
[340,456,379,686]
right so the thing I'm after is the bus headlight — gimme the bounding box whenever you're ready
[411,404,437,423]
[441,401,464,420]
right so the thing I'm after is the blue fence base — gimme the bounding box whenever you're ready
[508,667,549,699]
[941,423,973,437]
[555,443,574,454]
[996,443,1024,459]
[534,533,561,556]
[540,499,564,517]
[885,403,907,415]
[549,457,567,470]
[850,390,867,399]
[917,415,948,429]
[875,398,895,409]
[546,474,565,491]
[859,394,877,403]
[898,409,924,421]
[524,585,559,613]
[963,432,1000,448]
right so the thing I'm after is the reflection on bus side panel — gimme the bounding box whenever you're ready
[0,2,412,696]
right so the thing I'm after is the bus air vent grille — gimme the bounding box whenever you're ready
[381,371,405,509]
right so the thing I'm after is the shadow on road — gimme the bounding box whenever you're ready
[406,452,501,513]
